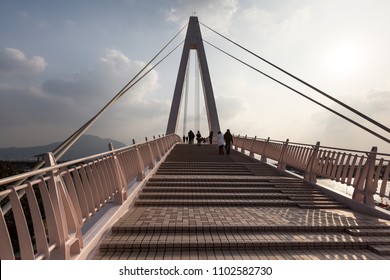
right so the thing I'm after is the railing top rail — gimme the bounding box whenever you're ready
[0,134,176,187]
[234,134,390,157]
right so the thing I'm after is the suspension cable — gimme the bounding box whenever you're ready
[2,40,185,213]
[204,39,390,144]
[54,39,184,161]
[2,26,187,213]
[200,21,390,135]
[52,23,188,162]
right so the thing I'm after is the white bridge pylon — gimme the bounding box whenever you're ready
[166,16,220,135]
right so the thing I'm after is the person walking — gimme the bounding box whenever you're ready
[217,131,224,155]
[224,129,233,155]
[209,131,213,144]
[196,131,202,146]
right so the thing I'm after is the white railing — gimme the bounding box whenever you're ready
[0,134,181,260]
[233,135,390,206]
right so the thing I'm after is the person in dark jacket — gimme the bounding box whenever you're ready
[188,130,195,144]
[223,129,233,155]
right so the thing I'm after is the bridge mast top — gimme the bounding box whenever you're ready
[166,16,220,135]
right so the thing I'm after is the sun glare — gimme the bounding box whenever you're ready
[325,43,362,75]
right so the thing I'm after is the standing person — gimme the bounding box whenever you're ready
[196,131,202,146]
[209,131,213,144]
[188,130,195,144]
[224,129,233,155]
[217,131,224,155]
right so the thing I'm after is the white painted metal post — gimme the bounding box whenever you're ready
[241,135,247,154]
[304,141,320,183]
[135,146,146,181]
[44,153,82,259]
[277,139,289,170]
[108,143,127,205]
[261,137,270,163]
[363,147,378,206]
[145,138,156,169]
[352,146,377,205]
[249,136,256,158]
[235,135,240,151]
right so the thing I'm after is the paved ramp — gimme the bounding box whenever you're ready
[94,144,390,260]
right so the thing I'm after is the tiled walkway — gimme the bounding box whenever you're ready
[93,144,390,260]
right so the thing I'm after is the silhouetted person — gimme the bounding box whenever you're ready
[217,131,224,155]
[224,129,233,155]
[196,131,202,146]
[209,131,213,144]
[188,130,195,144]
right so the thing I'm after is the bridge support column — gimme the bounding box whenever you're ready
[166,16,220,136]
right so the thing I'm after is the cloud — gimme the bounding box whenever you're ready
[216,95,246,121]
[165,0,239,33]
[42,49,160,112]
[230,5,312,54]
[0,49,164,147]
[0,48,47,78]
[305,89,390,151]
[363,89,390,117]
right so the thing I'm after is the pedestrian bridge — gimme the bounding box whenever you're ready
[1,137,390,260]
[1,16,390,260]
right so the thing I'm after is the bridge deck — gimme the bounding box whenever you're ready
[93,144,390,260]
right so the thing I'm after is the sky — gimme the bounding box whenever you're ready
[0,0,389,154]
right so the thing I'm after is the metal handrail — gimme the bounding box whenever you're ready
[0,134,181,260]
[233,135,390,205]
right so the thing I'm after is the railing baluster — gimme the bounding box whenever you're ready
[9,186,35,259]
[261,137,270,163]
[62,172,83,225]
[79,165,98,213]
[71,168,90,221]
[24,181,50,259]
[277,139,289,170]
[331,152,341,180]
[37,178,62,253]
[0,205,14,260]
[340,153,352,184]
[373,158,384,193]
[304,142,320,183]
[379,163,390,198]
[347,154,358,185]
[353,156,365,188]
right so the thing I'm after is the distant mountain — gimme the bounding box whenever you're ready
[0,135,127,161]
